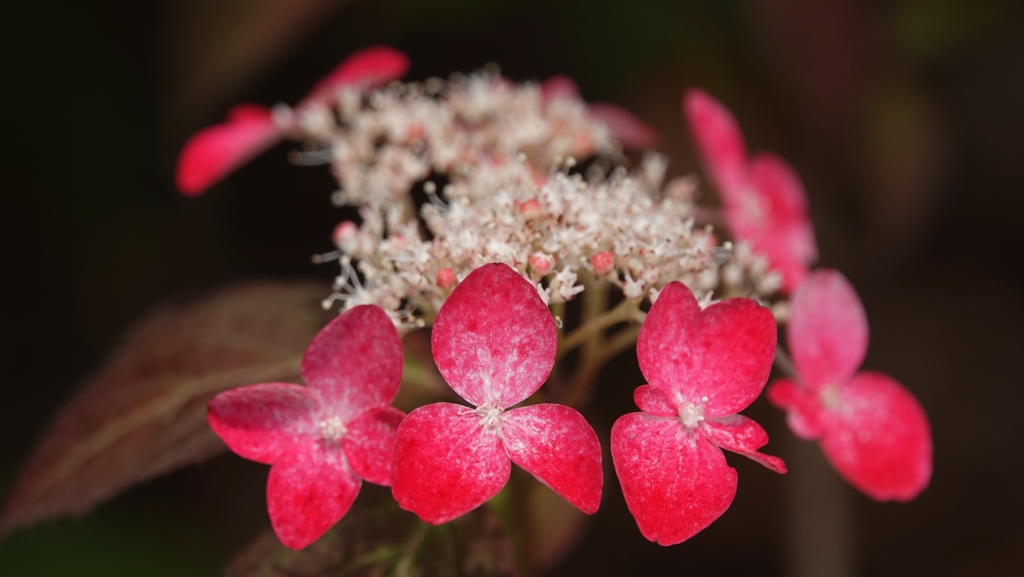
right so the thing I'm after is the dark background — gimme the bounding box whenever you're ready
[2,0,1022,575]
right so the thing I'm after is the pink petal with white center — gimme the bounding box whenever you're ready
[431,263,557,408]
[588,103,661,150]
[175,104,280,196]
[302,46,410,108]
[207,383,319,464]
[746,153,818,293]
[267,440,361,549]
[637,282,777,418]
[633,384,677,417]
[767,378,828,440]
[391,403,510,524]
[702,414,787,474]
[788,270,869,391]
[501,404,603,514]
[343,407,406,486]
[301,305,403,421]
[611,412,737,546]
[819,372,932,502]
[684,89,749,203]
[541,75,582,103]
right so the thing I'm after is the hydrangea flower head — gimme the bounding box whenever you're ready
[768,270,932,501]
[207,305,405,549]
[611,281,785,545]
[176,46,409,196]
[391,263,603,524]
[684,88,817,292]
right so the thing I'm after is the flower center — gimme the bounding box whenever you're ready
[678,396,707,429]
[474,404,504,429]
[819,384,842,410]
[319,416,347,442]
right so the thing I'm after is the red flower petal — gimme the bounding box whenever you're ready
[683,89,749,203]
[767,378,828,440]
[431,263,557,408]
[588,103,661,150]
[343,406,406,486]
[788,270,868,390]
[207,383,319,464]
[611,412,737,545]
[391,403,510,524]
[175,104,280,196]
[742,153,818,292]
[702,414,787,474]
[633,384,677,417]
[637,282,777,418]
[541,75,582,103]
[819,372,932,502]
[501,404,603,514]
[302,46,410,108]
[267,441,361,549]
[301,305,403,421]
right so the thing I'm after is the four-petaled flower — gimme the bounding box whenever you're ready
[767,269,932,501]
[207,305,405,549]
[391,263,603,523]
[176,46,410,196]
[684,88,817,293]
[611,281,786,545]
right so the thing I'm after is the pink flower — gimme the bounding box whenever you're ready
[207,305,405,549]
[542,75,661,150]
[767,270,932,501]
[391,263,603,524]
[610,281,785,546]
[176,46,410,196]
[683,88,817,293]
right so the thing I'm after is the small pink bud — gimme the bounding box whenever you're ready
[332,221,358,248]
[529,252,554,276]
[592,251,616,275]
[519,198,543,219]
[436,267,457,290]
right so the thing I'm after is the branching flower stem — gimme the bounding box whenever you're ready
[556,296,638,361]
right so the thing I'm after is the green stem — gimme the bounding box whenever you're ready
[508,470,538,577]
[557,298,635,360]
[390,521,430,577]
[560,325,641,408]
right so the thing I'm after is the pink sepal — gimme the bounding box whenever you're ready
[683,89,748,201]
[787,270,868,391]
[744,153,818,292]
[611,412,737,546]
[267,441,361,550]
[633,384,676,417]
[637,282,776,418]
[541,75,581,103]
[588,103,661,150]
[767,378,827,440]
[702,415,787,474]
[430,263,557,408]
[302,46,410,108]
[207,383,318,464]
[502,404,603,514]
[175,104,280,196]
[343,407,406,486]
[391,403,510,524]
[820,372,932,502]
[302,305,403,421]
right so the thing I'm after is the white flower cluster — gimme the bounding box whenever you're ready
[286,70,779,326]
[286,68,620,215]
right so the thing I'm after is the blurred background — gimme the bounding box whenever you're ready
[2,0,1023,575]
